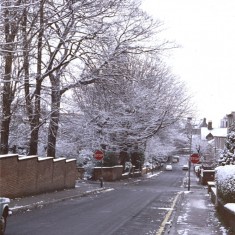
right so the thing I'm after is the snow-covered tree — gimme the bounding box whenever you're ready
[72,55,192,157]
[0,0,170,156]
[145,126,179,159]
[1,0,193,162]
[220,121,235,165]
[191,136,215,163]
[0,0,27,153]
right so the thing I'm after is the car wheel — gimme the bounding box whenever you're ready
[0,216,5,235]
[0,213,7,235]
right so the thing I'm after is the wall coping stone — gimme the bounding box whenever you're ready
[53,158,66,162]
[0,154,18,159]
[224,203,235,216]
[18,155,38,160]
[94,165,123,169]
[66,159,76,162]
[38,157,54,161]
[211,187,217,194]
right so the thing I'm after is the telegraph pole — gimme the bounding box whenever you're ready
[187,117,193,191]
[188,133,192,191]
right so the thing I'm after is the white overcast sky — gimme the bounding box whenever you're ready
[141,0,235,127]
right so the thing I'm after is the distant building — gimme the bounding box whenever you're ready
[205,112,235,161]
[200,119,227,141]
[226,111,235,127]
[219,111,235,128]
[199,118,227,161]
[196,112,235,163]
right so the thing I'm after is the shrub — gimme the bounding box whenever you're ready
[76,149,98,179]
[103,151,119,167]
[216,165,235,203]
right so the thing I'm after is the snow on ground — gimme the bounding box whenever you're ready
[187,199,207,209]
[146,171,162,178]
[10,200,44,211]
[177,229,189,235]
[220,226,230,235]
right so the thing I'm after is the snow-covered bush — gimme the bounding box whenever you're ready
[216,165,235,203]
[76,149,97,179]
[124,161,133,173]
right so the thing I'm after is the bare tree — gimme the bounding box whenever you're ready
[0,0,183,159]
[72,54,192,153]
[0,0,26,154]
[19,0,46,155]
[42,0,165,157]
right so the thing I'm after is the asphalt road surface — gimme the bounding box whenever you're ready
[7,161,187,235]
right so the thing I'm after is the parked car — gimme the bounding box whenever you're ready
[200,169,215,185]
[194,165,201,177]
[0,197,10,235]
[182,164,189,170]
[165,164,173,171]
[172,156,180,163]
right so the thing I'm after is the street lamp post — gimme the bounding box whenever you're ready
[186,117,193,191]
[188,132,192,191]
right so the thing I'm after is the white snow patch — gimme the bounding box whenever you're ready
[183,191,191,194]
[158,207,173,211]
[187,199,207,209]
[10,205,27,210]
[165,220,172,225]
[177,213,188,224]
[177,229,190,235]
[103,188,114,192]
[224,203,235,213]
[146,172,162,178]
[219,226,229,235]
[133,179,141,183]
[11,200,45,211]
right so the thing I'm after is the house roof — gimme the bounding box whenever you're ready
[201,127,227,140]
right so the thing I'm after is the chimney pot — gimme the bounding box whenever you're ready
[208,121,213,130]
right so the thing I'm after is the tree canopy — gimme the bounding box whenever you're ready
[0,0,193,158]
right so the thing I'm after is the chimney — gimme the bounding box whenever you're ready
[208,121,213,130]
[187,117,192,123]
[200,118,208,127]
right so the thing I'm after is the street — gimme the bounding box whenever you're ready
[7,162,186,235]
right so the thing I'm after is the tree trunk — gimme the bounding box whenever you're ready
[28,1,44,155]
[0,59,12,153]
[47,74,61,158]
[0,4,15,154]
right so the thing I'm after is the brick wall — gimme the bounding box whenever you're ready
[0,154,78,198]
[53,158,66,190]
[0,155,19,197]
[93,165,123,181]
[18,156,38,196]
[37,157,54,193]
[65,159,78,188]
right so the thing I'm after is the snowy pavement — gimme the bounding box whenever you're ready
[165,173,232,235]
